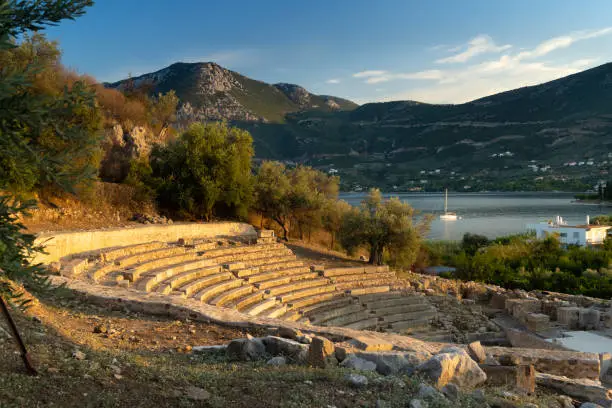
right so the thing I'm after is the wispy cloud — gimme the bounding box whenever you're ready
[326,78,340,84]
[436,35,511,64]
[356,27,612,103]
[516,27,612,60]
[353,70,387,78]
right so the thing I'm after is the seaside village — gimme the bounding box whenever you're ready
[8,222,607,407]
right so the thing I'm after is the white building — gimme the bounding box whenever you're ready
[527,216,611,246]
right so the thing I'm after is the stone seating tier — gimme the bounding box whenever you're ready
[60,238,439,334]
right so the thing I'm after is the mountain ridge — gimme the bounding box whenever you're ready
[106,62,358,123]
[108,60,612,191]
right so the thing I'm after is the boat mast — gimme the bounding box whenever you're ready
[444,188,448,213]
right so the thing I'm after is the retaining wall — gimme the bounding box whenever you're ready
[34,222,257,264]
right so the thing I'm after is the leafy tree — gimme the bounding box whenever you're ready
[147,90,178,140]
[461,233,489,256]
[322,199,352,249]
[340,189,431,266]
[151,122,254,220]
[0,0,95,300]
[252,162,339,241]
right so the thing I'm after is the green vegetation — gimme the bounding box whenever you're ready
[252,161,340,240]
[147,122,254,220]
[424,233,612,298]
[0,0,95,300]
[591,214,612,226]
[340,189,431,266]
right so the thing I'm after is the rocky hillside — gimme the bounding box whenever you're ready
[106,62,358,123]
[243,63,612,190]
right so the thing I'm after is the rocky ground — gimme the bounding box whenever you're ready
[0,286,582,408]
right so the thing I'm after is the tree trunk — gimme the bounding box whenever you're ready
[368,244,384,265]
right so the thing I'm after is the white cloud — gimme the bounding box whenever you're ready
[326,78,340,84]
[516,27,612,60]
[353,70,387,78]
[436,35,512,64]
[357,27,612,103]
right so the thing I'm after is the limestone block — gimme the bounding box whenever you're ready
[340,355,377,371]
[579,309,601,330]
[486,347,601,380]
[353,351,430,376]
[257,229,275,238]
[481,364,536,394]
[262,336,308,362]
[525,313,550,332]
[558,307,580,329]
[310,264,325,272]
[467,341,487,364]
[536,373,612,406]
[416,350,487,389]
[307,336,337,368]
[227,335,266,361]
[490,292,509,309]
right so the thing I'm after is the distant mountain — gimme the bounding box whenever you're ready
[108,61,612,191]
[241,63,612,190]
[106,62,358,123]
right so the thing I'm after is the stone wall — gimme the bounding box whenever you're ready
[486,346,601,380]
[34,222,257,264]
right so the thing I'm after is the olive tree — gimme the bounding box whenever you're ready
[340,189,431,266]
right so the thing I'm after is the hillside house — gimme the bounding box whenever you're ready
[527,216,611,246]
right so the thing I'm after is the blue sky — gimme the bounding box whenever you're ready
[47,0,612,104]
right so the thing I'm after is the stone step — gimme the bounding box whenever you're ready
[370,302,433,316]
[244,266,310,284]
[266,278,331,296]
[300,297,355,316]
[123,252,201,282]
[287,292,340,310]
[136,259,217,292]
[233,268,261,278]
[357,291,409,303]
[222,262,245,271]
[255,271,320,290]
[201,242,284,255]
[280,311,302,322]
[360,295,427,309]
[194,279,244,303]
[331,271,397,283]
[90,246,185,282]
[158,266,222,290]
[178,272,235,296]
[309,304,367,324]
[207,249,295,265]
[321,310,373,327]
[387,317,433,332]
[378,309,437,324]
[265,304,288,318]
[336,278,397,291]
[278,285,337,303]
[231,291,266,311]
[322,267,367,277]
[343,317,379,330]
[244,298,279,316]
[209,284,254,307]
[98,241,166,263]
[348,286,390,296]
[248,256,300,269]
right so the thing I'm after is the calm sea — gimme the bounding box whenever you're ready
[339,192,610,241]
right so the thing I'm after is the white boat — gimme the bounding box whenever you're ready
[440,189,458,221]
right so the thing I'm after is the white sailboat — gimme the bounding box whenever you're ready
[440,189,458,221]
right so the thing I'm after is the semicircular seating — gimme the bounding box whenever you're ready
[59,231,442,336]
